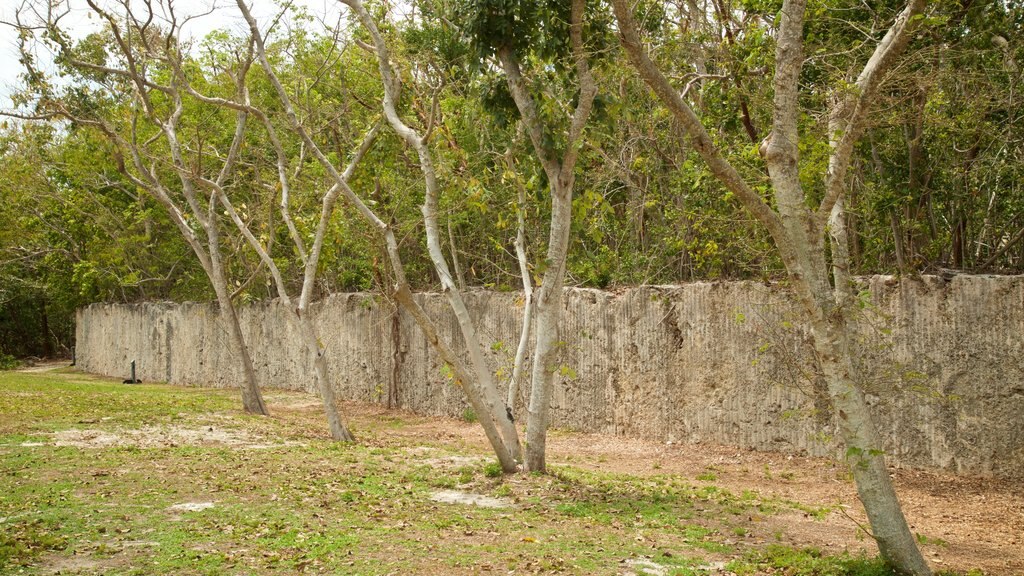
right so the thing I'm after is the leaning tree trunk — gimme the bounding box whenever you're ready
[785,229,931,576]
[204,210,268,416]
[209,262,268,416]
[334,0,524,470]
[296,309,355,441]
[611,0,931,569]
[811,312,931,576]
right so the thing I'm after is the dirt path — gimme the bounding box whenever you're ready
[16,360,72,373]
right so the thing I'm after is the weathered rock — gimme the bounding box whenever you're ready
[75,276,1024,479]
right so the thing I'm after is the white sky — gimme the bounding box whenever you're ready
[0,0,348,111]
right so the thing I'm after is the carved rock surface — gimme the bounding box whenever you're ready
[76,275,1024,478]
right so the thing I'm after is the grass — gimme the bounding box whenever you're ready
[0,369,979,575]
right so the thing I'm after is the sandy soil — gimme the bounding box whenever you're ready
[15,368,1022,575]
[329,400,1023,576]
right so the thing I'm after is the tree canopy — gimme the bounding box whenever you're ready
[1,0,1020,355]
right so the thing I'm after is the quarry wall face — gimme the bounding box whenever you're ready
[76,275,1024,478]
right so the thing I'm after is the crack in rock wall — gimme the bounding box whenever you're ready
[76,275,1024,478]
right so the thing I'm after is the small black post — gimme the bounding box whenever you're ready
[70,346,76,366]
[123,360,141,384]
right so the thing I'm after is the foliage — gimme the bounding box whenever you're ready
[730,545,900,576]
[1,0,1022,357]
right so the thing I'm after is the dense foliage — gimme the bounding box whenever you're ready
[1,0,1021,358]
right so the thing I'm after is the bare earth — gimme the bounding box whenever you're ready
[14,371,1021,575]
[308,399,1023,576]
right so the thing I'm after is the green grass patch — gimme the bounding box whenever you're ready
[0,370,983,575]
[729,545,899,575]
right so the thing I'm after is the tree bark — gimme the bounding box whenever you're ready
[26,0,272,416]
[807,303,931,576]
[496,0,597,472]
[184,46,370,438]
[297,310,355,441]
[250,0,523,468]
[505,147,534,415]
[211,274,267,415]
[612,0,932,571]
[522,180,572,472]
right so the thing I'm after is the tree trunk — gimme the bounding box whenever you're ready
[205,209,268,416]
[524,180,573,472]
[391,284,521,471]
[807,301,932,576]
[612,0,931,570]
[297,309,355,441]
[498,0,595,473]
[389,306,402,409]
[782,163,932,576]
[792,198,930,575]
[506,146,535,416]
[210,279,268,416]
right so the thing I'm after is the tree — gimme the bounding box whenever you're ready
[9,0,268,415]
[462,0,599,471]
[611,0,933,573]
[235,0,530,466]
[169,27,381,441]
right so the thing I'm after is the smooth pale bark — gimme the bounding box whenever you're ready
[236,0,521,467]
[505,147,535,415]
[216,170,357,441]
[448,219,468,291]
[612,0,931,573]
[766,22,930,576]
[189,33,372,442]
[496,0,597,472]
[19,0,271,415]
[335,0,527,470]
[208,236,268,415]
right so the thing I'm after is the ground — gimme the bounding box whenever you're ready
[0,366,1020,575]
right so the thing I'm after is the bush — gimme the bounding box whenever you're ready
[0,352,18,371]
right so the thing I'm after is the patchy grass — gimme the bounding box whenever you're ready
[0,370,982,575]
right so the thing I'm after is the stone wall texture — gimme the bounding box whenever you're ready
[75,275,1024,478]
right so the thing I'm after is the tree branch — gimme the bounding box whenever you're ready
[816,0,926,228]
[611,0,786,243]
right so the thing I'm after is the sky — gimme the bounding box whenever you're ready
[0,0,348,111]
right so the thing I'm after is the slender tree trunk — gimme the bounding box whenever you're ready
[296,309,354,441]
[391,284,520,471]
[497,0,596,472]
[210,277,268,416]
[506,146,535,415]
[610,0,931,570]
[807,301,931,576]
[779,141,932,576]
[784,216,931,574]
[335,0,524,469]
[791,196,929,575]
[523,180,574,472]
[448,218,467,290]
[205,206,268,416]
[389,306,402,409]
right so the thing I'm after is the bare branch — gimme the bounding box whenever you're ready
[816,0,927,227]
[611,0,786,243]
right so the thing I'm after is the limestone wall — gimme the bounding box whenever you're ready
[75,275,1024,478]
